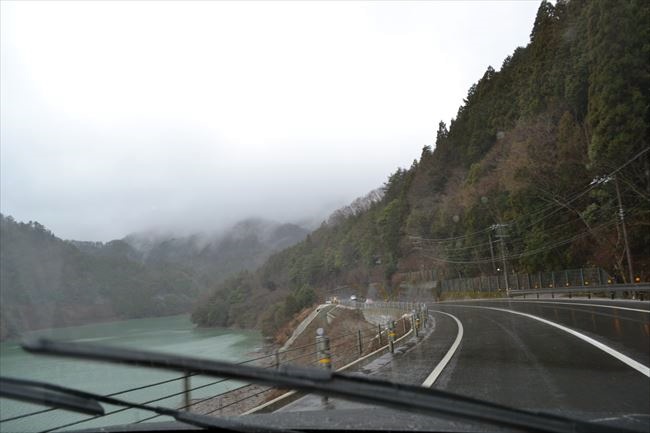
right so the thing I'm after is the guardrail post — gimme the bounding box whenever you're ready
[316,328,331,368]
[388,321,395,354]
[377,324,382,345]
[357,329,363,357]
[412,313,419,337]
[423,304,428,327]
[183,373,191,410]
[580,268,585,286]
[316,328,331,404]
[424,304,428,326]
[598,269,603,286]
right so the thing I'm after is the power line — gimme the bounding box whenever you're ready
[417,219,618,265]
[414,195,624,258]
[408,146,649,245]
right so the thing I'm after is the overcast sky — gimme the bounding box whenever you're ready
[1,1,540,241]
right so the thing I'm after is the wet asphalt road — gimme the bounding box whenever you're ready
[432,300,649,415]
[277,299,650,427]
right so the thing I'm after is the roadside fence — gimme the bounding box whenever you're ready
[438,267,613,292]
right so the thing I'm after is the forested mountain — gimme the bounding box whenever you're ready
[192,0,650,336]
[0,216,307,339]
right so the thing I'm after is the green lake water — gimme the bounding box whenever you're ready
[0,315,263,432]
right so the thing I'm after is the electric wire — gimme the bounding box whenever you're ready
[408,146,649,246]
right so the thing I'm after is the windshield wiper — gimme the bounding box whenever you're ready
[0,377,104,416]
[0,376,297,433]
[23,337,636,433]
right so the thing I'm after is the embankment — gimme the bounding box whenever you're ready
[189,302,411,416]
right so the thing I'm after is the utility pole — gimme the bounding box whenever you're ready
[495,224,509,290]
[488,232,497,273]
[614,176,634,283]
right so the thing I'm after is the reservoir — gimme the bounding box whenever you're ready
[0,315,263,432]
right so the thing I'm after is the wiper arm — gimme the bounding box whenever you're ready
[0,376,297,433]
[0,377,104,416]
[23,337,634,433]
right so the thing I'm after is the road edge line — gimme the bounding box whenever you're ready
[470,299,649,314]
[422,311,463,387]
[473,306,650,378]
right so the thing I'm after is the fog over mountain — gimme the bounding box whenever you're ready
[0,214,308,339]
[0,1,540,241]
[121,218,310,284]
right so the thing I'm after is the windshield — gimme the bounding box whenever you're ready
[1,1,649,432]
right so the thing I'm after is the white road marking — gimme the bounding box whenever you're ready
[422,311,463,387]
[482,299,649,314]
[460,305,650,378]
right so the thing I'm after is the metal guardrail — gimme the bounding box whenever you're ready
[438,267,615,292]
[507,284,650,300]
[396,266,650,301]
[339,299,426,312]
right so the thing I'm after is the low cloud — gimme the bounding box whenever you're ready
[1,1,539,241]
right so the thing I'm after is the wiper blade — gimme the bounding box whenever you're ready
[0,377,104,416]
[0,375,297,433]
[23,337,634,433]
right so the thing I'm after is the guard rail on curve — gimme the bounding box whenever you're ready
[507,283,650,298]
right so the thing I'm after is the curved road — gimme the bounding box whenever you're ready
[429,299,649,419]
[273,299,650,430]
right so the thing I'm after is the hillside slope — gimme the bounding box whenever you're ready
[192,0,650,336]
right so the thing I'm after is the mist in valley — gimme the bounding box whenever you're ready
[1,1,539,243]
